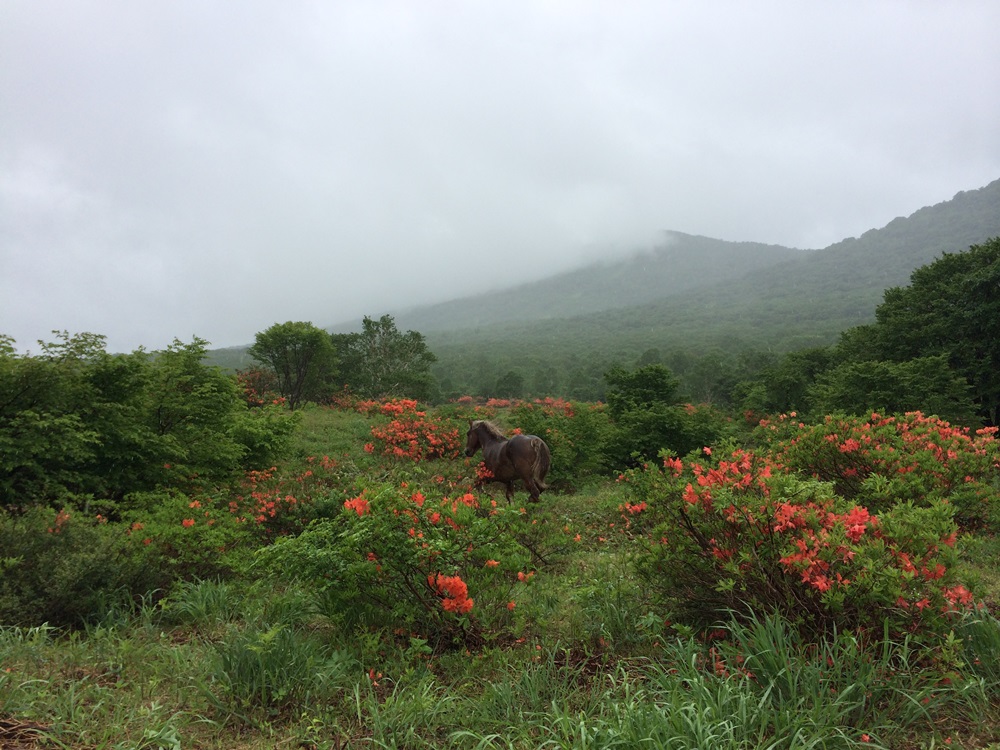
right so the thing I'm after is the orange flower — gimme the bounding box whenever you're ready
[485,559,500,568]
[428,573,474,614]
[182,518,195,528]
[344,494,370,516]
[507,601,516,610]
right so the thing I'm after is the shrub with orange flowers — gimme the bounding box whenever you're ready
[624,446,975,640]
[363,399,463,462]
[257,480,531,645]
[757,411,1000,530]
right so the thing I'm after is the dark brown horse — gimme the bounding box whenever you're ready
[465,420,551,503]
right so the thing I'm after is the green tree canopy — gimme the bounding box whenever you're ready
[332,315,437,400]
[808,356,977,425]
[601,364,726,468]
[836,237,1000,424]
[604,364,681,420]
[248,321,337,410]
[493,370,525,399]
[0,332,294,511]
[735,347,835,417]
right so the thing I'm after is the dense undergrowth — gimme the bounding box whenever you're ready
[2,399,1000,749]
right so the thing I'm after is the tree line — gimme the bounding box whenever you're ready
[2,237,996,514]
[429,237,1000,428]
[246,314,438,409]
[222,235,998,430]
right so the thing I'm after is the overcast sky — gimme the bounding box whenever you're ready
[3,1,999,354]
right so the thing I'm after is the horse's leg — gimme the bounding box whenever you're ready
[524,478,540,503]
[505,482,514,503]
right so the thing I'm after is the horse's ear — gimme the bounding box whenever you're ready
[468,419,474,428]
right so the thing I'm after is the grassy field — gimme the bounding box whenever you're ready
[2,404,1000,749]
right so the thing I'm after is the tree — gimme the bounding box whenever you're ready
[332,315,436,400]
[735,347,834,416]
[493,370,525,399]
[602,364,726,468]
[248,321,336,410]
[835,237,1000,424]
[808,356,977,424]
[1,332,292,511]
[604,364,681,420]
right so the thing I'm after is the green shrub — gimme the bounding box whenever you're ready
[623,448,973,639]
[0,507,161,627]
[258,480,532,646]
[758,411,1000,530]
[228,401,299,470]
[124,490,251,582]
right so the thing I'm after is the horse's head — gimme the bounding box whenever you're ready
[464,420,481,457]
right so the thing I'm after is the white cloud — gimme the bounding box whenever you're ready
[2,0,999,352]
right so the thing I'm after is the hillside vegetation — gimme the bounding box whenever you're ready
[4,228,1000,745]
[3,395,1000,748]
[422,179,1000,397]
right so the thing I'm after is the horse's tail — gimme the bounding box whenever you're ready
[531,437,551,491]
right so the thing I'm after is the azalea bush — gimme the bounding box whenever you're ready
[623,448,974,639]
[226,455,346,537]
[359,398,463,462]
[122,490,251,583]
[758,411,1000,530]
[258,480,532,645]
[121,457,349,583]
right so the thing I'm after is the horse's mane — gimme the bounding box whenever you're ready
[473,420,507,441]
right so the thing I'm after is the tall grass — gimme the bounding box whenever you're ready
[204,621,354,724]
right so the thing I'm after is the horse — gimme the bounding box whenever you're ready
[464,420,551,503]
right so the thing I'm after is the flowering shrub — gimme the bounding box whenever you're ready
[257,481,531,645]
[123,490,249,582]
[623,448,974,639]
[758,412,1000,530]
[122,456,344,582]
[216,454,341,536]
[363,399,462,462]
[236,366,282,408]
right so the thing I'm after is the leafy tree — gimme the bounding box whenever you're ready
[836,237,1000,424]
[735,347,835,417]
[332,314,437,400]
[529,365,560,398]
[0,332,103,508]
[145,337,248,483]
[248,321,337,409]
[808,356,977,425]
[493,370,525,399]
[1,332,294,511]
[605,364,681,420]
[635,347,662,367]
[602,364,726,467]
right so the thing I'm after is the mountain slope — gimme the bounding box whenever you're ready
[210,178,1000,380]
[390,235,807,333]
[397,178,999,342]
[422,178,1000,374]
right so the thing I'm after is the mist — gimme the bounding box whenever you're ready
[2,1,999,353]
